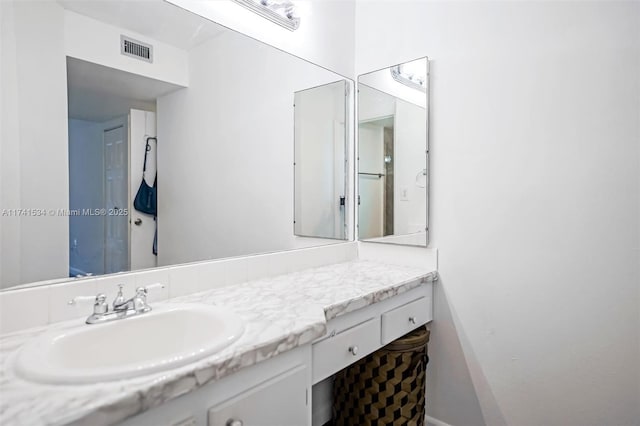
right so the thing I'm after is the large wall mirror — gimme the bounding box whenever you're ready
[0,0,352,290]
[358,57,429,246]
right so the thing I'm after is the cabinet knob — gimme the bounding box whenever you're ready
[348,345,359,356]
[226,420,243,426]
[409,316,416,324]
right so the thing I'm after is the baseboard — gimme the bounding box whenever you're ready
[426,415,455,426]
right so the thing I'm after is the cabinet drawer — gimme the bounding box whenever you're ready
[208,366,308,426]
[380,297,431,345]
[312,317,380,383]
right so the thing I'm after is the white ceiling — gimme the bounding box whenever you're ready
[67,57,184,121]
[57,0,226,50]
[61,0,227,122]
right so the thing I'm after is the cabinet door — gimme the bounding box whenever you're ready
[208,366,308,426]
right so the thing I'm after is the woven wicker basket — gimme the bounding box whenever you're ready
[333,326,430,426]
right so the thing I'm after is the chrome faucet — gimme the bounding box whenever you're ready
[112,285,151,314]
[68,283,164,325]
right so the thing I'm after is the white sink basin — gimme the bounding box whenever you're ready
[13,304,245,385]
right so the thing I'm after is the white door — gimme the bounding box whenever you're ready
[103,125,129,273]
[129,110,158,270]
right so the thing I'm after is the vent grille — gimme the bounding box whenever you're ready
[121,36,153,63]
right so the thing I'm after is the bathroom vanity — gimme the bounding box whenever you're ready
[1,1,435,424]
[0,260,435,426]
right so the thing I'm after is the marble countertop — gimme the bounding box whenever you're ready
[0,260,437,426]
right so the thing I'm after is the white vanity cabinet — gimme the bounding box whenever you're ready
[119,348,312,426]
[381,296,431,345]
[310,285,433,425]
[119,283,432,426]
[312,284,432,385]
[312,317,381,383]
[207,366,308,426]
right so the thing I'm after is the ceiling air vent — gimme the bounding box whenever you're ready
[120,35,153,63]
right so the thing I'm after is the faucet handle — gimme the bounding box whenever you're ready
[142,282,165,292]
[132,283,164,312]
[68,295,95,305]
[133,287,150,312]
[68,293,108,315]
[68,293,105,305]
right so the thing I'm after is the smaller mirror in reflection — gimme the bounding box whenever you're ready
[358,57,428,246]
[294,80,348,240]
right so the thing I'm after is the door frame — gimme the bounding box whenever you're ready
[101,116,130,273]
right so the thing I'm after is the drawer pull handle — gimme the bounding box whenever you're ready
[348,345,359,356]
[409,316,416,324]
[226,420,243,426]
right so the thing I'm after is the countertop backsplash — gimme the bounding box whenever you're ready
[0,242,437,335]
[0,242,358,334]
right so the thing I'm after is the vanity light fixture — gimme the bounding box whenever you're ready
[232,0,301,31]
[390,59,427,92]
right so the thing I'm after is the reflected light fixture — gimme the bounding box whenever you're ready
[232,0,301,31]
[390,59,427,92]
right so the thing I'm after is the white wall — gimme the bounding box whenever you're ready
[356,1,640,425]
[0,1,69,288]
[68,119,105,276]
[157,29,346,266]
[393,99,426,235]
[359,83,395,121]
[1,0,22,287]
[64,10,189,87]
[165,0,355,78]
